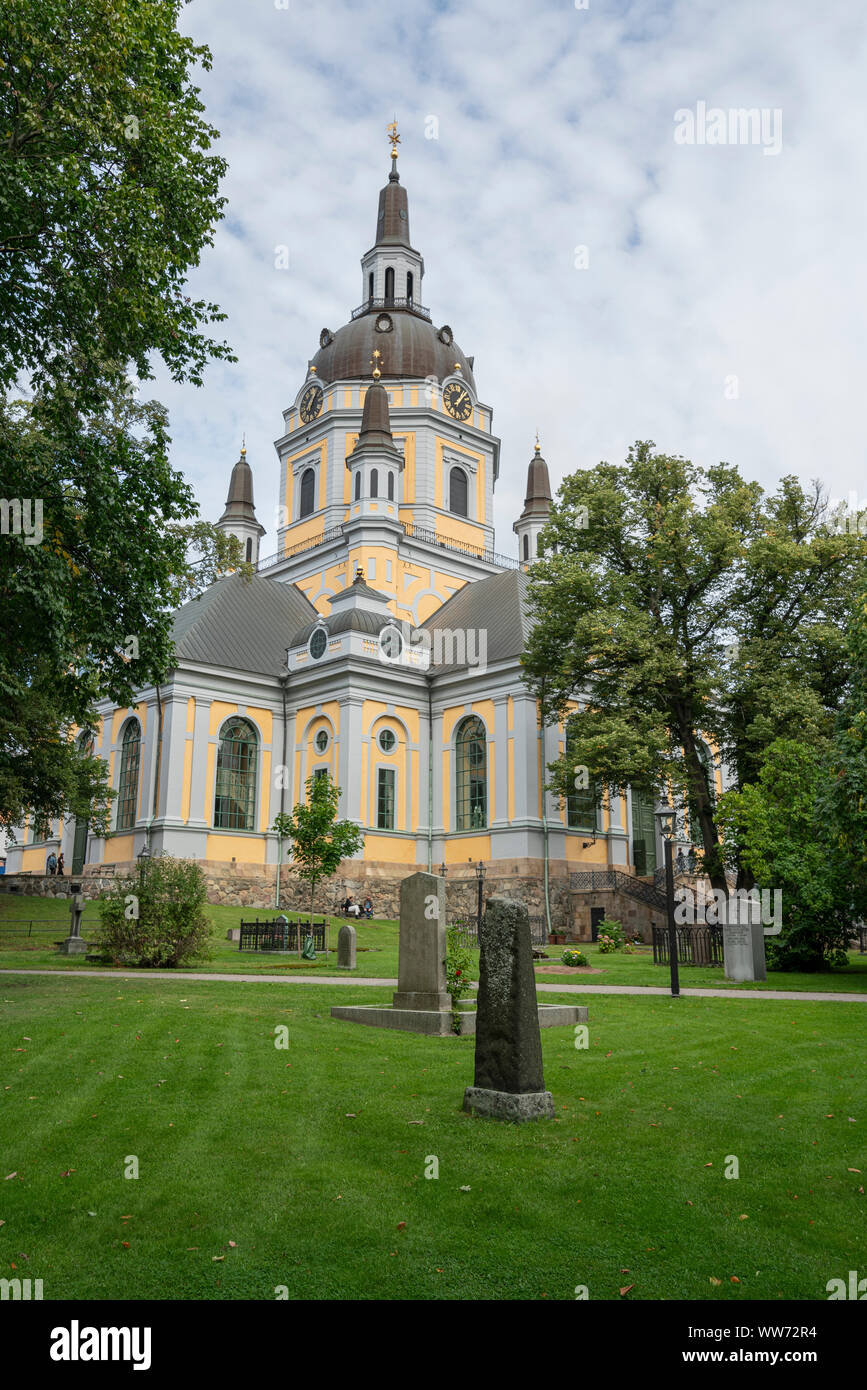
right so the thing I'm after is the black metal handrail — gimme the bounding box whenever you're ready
[570,869,667,912]
[350,297,431,321]
[256,522,527,576]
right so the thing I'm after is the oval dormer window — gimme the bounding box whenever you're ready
[309,628,327,660]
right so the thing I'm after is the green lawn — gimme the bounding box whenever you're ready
[1,972,864,1300]
[3,894,867,995]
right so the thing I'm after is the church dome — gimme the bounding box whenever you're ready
[310,309,476,392]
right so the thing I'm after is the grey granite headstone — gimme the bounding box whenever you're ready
[464,896,555,1121]
[59,887,87,956]
[392,871,451,1011]
[337,923,357,970]
[723,897,767,982]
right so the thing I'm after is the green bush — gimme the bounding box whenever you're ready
[596,918,625,953]
[561,948,588,967]
[445,928,475,1032]
[97,854,212,967]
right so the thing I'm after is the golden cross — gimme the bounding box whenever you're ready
[387,118,400,157]
[370,348,383,379]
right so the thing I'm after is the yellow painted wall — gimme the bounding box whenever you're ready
[209,702,238,737]
[363,833,417,864]
[185,697,196,733]
[205,834,266,865]
[444,834,490,864]
[107,834,135,863]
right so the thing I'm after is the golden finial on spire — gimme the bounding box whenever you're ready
[387,117,401,159]
[241,432,246,457]
[535,429,541,455]
[370,348,383,380]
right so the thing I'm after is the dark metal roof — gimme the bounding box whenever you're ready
[172,572,317,676]
[292,607,391,647]
[218,452,264,530]
[374,163,412,248]
[421,568,532,672]
[519,446,553,521]
[310,310,476,390]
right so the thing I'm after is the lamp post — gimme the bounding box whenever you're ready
[440,862,447,880]
[475,859,486,936]
[136,843,150,889]
[655,807,680,998]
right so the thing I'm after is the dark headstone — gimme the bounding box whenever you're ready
[464,896,554,1121]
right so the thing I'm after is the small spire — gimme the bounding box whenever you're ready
[386,118,400,181]
[534,430,540,456]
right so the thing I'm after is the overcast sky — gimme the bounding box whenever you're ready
[153,0,867,555]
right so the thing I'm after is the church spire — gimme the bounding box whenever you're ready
[217,441,266,565]
[513,438,552,565]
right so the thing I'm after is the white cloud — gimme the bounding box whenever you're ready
[152,0,867,551]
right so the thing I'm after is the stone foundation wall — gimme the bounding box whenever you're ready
[569,889,664,943]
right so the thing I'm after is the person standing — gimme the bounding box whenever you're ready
[46,851,57,876]
[56,853,65,877]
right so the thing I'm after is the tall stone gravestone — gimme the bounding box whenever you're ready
[722,895,766,982]
[464,896,555,1122]
[337,923,357,970]
[392,870,451,1011]
[59,884,88,956]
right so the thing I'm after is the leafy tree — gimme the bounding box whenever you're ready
[272,775,365,951]
[523,442,863,894]
[0,388,245,833]
[0,1,243,831]
[0,0,232,405]
[717,739,851,970]
[823,574,867,922]
[96,853,212,967]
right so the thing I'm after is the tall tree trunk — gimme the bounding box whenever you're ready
[679,721,729,898]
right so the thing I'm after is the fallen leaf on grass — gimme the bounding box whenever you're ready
[4,1174,17,1181]
[738,1214,749,1220]
[121,1242,130,1249]
[709,1277,722,1286]
[396,1222,406,1231]
[731,1276,740,1283]
[459,1185,471,1192]
[212,1255,225,1262]
[228,1241,237,1248]
[619,1285,634,1297]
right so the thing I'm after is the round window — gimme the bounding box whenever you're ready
[315,729,329,753]
[378,624,404,663]
[378,728,396,753]
[309,627,327,660]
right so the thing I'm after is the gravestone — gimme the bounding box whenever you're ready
[464,896,555,1122]
[59,883,88,956]
[392,871,451,1011]
[722,897,767,982]
[337,923,357,970]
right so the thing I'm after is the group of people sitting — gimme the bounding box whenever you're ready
[340,895,373,920]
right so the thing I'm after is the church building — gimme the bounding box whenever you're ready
[6,135,721,925]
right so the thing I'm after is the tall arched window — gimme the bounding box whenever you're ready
[370,468,378,499]
[368,271,374,300]
[387,471,394,501]
[245,537,252,562]
[117,719,141,830]
[565,715,597,830]
[406,271,414,302]
[214,717,258,831]
[385,266,394,300]
[354,472,361,501]
[299,467,316,519]
[456,716,487,830]
[449,466,468,517]
[523,533,529,561]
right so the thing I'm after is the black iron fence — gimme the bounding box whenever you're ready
[239,918,326,953]
[447,913,551,949]
[652,925,724,967]
[0,919,81,947]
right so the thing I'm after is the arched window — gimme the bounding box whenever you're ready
[387,471,394,501]
[368,271,374,300]
[449,466,468,517]
[523,533,529,561]
[354,472,361,501]
[370,468,378,499]
[456,716,487,830]
[385,266,394,300]
[299,467,316,519]
[245,536,252,562]
[214,717,258,831]
[406,271,414,302]
[565,715,598,830]
[117,720,141,830]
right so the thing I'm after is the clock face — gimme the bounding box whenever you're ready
[443,380,472,421]
[300,383,323,423]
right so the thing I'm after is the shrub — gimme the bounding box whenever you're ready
[561,948,588,968]
[597,918,625,947]
[445,928,475,1032]
[597,934,617,954]
[97,854,212,967]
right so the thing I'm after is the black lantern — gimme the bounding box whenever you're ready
[654,807,680,998]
